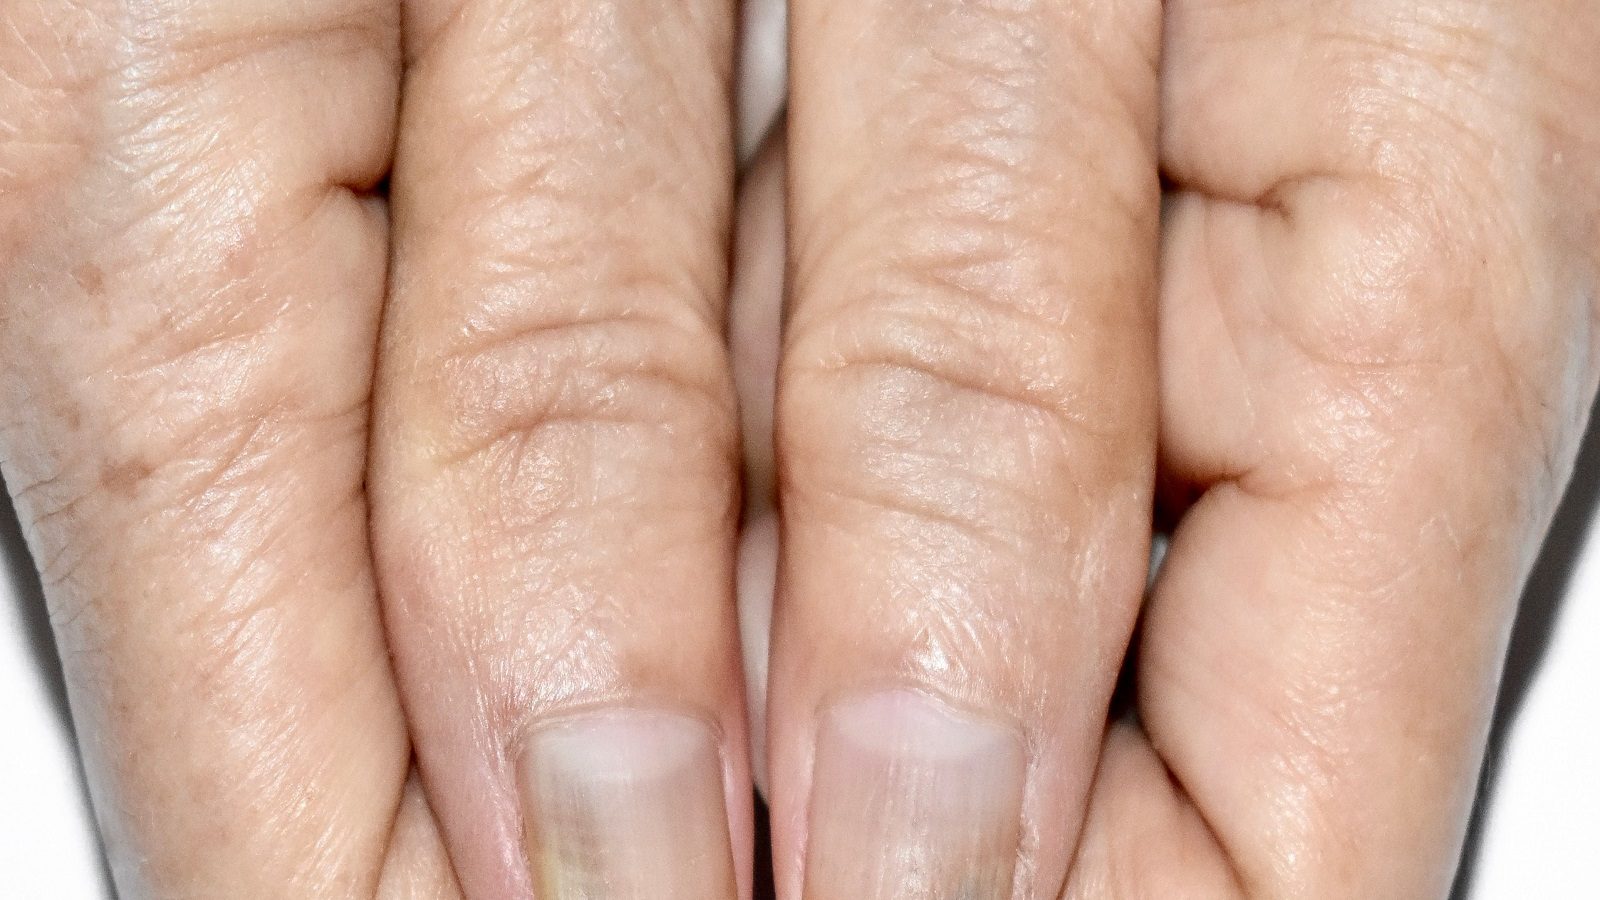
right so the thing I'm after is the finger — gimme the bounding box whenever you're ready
[0,1,411,895]
[730,127,787,792]
[770,1,1162,896]
[1068,1,1600,895]
[372,2,748,896]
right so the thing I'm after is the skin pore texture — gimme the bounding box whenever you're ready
[1,0,1597,898]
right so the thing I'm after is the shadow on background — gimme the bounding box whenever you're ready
[0,475,114,896]
[0,475,69,731]
[1451,395,1600,898]
[755,794,776,900]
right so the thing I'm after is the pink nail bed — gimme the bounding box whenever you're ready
[520,709,737,899]
[803,689,1026,899]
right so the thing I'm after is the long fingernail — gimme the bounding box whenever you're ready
[803,689,1026,900]
[520,709,737,899]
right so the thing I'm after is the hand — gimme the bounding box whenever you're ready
[2,1,1595,899]
[741,2,1600,896]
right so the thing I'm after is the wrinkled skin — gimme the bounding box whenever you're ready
[1,0,1596,898]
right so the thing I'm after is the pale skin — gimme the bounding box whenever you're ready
[1,0,1596,898]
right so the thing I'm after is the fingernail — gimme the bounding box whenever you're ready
[520,709,737,899]
[803,690,1026,900]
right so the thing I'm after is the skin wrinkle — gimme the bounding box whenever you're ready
[436,363,732,474]
[1261,187,1475,371]
[1,0,1596,895]
[784,342,1136,553]
[796,440,1069,556]
[373,1,747,893]
[31,407,352,610]
[406,4,728,313]
[1145,0,1593,864]
[0,0,414,894]
[1178,168,1549,518]
[786,249,1144,468]
[499,589,628,715]
[438,295,723,373]
[777,1,1159,894]
[0,1,101,245]
[897,580,1028,698]
[786,84,1150,566]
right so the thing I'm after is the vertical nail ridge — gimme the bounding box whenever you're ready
[803,689,1026,900]
[521,709,737,899]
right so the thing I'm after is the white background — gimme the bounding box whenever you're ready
[2,1,1596,895]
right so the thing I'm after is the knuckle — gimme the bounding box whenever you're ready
[0,0,395,244]
[780,271,1151,549]
[783,247,1150,452]
[411,302,737,506]
[1278,177,1480,371]
[1269,173,1578,495]
[787,288,1078,432]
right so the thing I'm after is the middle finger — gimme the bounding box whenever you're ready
[370,1,748,895]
